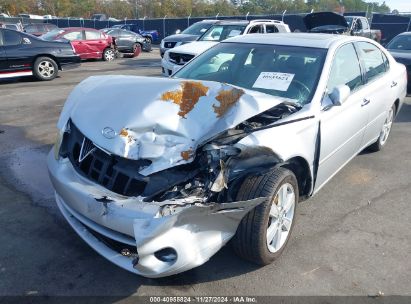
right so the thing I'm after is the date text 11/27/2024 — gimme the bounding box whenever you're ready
[149,296,257,303]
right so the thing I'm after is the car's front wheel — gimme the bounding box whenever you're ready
[33,57,58,81]
[142,38,152,52]
[232,167,298,265]
[132,43,142,56]
[102,48,115,61]
[368,103,396,152]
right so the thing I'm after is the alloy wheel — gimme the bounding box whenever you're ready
[266,183,296,253]
[38,61,55,78]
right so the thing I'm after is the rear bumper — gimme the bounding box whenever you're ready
[61,62,81,71]
[47,151,263,277]
[59,55,81,71]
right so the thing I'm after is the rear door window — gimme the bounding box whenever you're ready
[85,30,102,40]
[3,30,22,46]
[356,42,386,82]
[63,31,82,41]
[265,24,279,33]
[248,25,264,34]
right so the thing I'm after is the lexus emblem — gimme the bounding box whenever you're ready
[102,127,116,139]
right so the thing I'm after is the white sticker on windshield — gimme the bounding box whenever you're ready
[252,72,295,91]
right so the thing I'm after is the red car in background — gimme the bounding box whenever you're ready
[41,27,116,61]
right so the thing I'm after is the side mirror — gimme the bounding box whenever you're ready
[329,85,350,106]
[175,29,181,34]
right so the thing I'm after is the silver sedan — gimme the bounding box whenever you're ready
[48,33,407,277]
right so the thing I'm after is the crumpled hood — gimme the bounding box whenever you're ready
[163,33,199,42]
[58,75,283,176]
[304,12,348,31]
[168,41,218,56]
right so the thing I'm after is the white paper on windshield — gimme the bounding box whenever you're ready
[252,72,295,91]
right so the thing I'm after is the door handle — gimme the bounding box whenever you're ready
[361,98,370,107]
[391,81,397,88]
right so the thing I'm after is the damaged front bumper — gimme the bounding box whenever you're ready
[47,151,264,278]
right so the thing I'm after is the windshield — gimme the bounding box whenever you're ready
[182,22,213,35]
[387,35,411,50]
[199,24,246,42]
[25,25,41,33]
[174,42,327,106]
[41,29,64,40]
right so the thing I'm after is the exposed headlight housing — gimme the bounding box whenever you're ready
[53,130,63,160]
[163,51,170,60]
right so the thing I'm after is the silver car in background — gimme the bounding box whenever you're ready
[48,33,407,277]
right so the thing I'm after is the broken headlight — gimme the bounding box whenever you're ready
[158,204,187,217]
[53,130,63,160]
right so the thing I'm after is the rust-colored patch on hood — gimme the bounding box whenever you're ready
[161,81,209,118]
[119,128,135,144]
[119,128,129,137]
[213,88,245,117]
[181,148,193,161]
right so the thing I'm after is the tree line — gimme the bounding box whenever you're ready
[0,0,390,19]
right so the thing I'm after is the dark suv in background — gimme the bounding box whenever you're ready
[160,19,218,57]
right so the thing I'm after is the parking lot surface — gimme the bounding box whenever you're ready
[0,49,410,297]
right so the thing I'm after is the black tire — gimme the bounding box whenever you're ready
[102,48,115,61]
[145,36,152,45]
[33,56,58,81]
[232,167,299,265]
[142,38,152,52]
[368,103,396,152]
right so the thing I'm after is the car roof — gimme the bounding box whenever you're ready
[199,19,219,23]
[396,31,411,36]
[214,20,250,26]
[63,27,98,31]
[224,33,365,49]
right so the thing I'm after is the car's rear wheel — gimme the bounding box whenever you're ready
[231,167,298,265]
[33,57,58,81]
[102,48,115,61]
[368,103,396,152]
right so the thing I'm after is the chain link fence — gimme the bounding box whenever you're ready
[1,12,410,44]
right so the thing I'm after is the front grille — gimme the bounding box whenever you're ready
[60,121,151,197]
[169,52,195,65]
[165,41,177,48]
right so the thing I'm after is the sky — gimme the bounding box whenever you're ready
[383,0,411,12]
